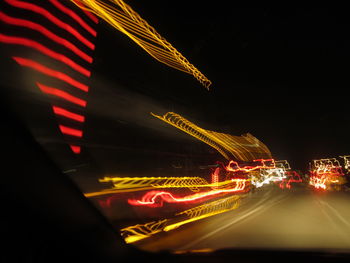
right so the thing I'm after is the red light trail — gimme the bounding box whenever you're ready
[69,145,81,154]
[73,0,99,24]
[279,171,302,189]
[49,0,97,37]
[37,83,87,107]
[13,57,89,92]
[52,106,85,122]
[225,159,275,173]
[0,12,93,62]
[59,125,83,137]
[128,179,247,207]
[5,0,95,49]
[1,0,98,154]
[0,34,90,76]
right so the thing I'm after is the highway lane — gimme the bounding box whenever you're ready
[134,185,350,253]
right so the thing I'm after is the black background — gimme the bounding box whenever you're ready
[91,5,350,171]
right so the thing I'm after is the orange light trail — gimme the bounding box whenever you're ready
[128,179,247,207]
[70,0,211,89]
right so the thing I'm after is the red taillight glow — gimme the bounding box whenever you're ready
[13,57,89,92]
[49,0,96,37]
[52,106,85,122]
[70,145,81,154]
[225,159,276,173]
[5,0,95,49]
[128,179,247,207]
[0,12,92,62]
[0,34,90,76]
[73,0,99,24]
[59,125,83,137]
[37,83,87,107]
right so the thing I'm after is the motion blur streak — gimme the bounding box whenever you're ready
[176,195,241,219]
[340,155,350,173]
[211,168,219,189]
[128,179,247,207]
[251,168,286,188]
[225,159,275,172]
[12,57,90,92]
[121,195,241,243]
[52,106,85,122]
[309,176,327,190]
[165,196,241,231]
[121,219,169,244]
[37,83,87,107]
[49,0,97,37]
[1,0,97,154]
[5,0,95,49]
[309,157,346,190]
[0,12,93,62]
[70,145,81,154]
[100,176,238,190]
[152,112,272,161]
[99,176,208,190]
[0,34,91,76]
[70,0,211,89]
[59,125,83,137]
[73,0,99,23]
[85,176,245,197]
[279,171,303,189]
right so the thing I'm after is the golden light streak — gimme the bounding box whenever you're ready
[164,195,241,231]
[128,179,247,206]
[152,112,272,161]
[173,248,214,254]
[176,195,240,219]
[121,219,168,244]
[84,176,243,197]
[99,176,208,189]
[70,0,211,89]
[121,195,242,243]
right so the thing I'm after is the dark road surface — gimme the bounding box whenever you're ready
[134,185,350,253]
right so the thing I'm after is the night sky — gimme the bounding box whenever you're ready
[90,5,350,171]
[2,4,349,173]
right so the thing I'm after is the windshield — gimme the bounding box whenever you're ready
[1,1,350,253]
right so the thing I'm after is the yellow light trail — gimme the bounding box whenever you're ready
[152,112,272,161]
[121,195,242,243]
[70,0,211,89]
[121,219,168,244]
[84,176,242,197]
